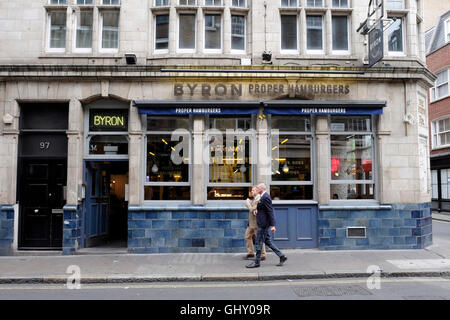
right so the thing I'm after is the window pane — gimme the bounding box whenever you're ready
[307,0,322,7]
[332,0,348,7]
[330,135,373,181]
[209,116,251,130]
[89,135,128,155]
[271,116,311,132]
[209,138,252,183]
[437,83,449,98]
[331,184,375,200]
[207,187,250,200]
[231,15,245,50]
[205,0,221,5]
[332,16,348,51]
[147,117,190,131]
[76,11,93,48]
[205,14,221,50]
[271,135,311,182]
[307,16,323,50]
[270,185,313,200]
[155,0,169,5]
[77,0,93,4]
[179,0,196,5]
[49,12,66,48]
[330,116,372,132]
[388,18,403,52]
[179,14,196,49]
[102,11,119,49]
[386,0,404,9]
[145,186,190,201]
[281,15,297,50]
[155,15,169,50]
[436,70,448,86]
[281,0,297,6]
[146,134,189,183]
[232,0,245,7]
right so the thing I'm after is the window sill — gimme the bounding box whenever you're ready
[430,94,450,104]
[304,7,327,13]
[320,202,391,211]
[39,54,123,59]
[432,144,450,151]
[230,7,249,13]
[150,6,171,13]
[130,203,248,211]
[97,5,121,10]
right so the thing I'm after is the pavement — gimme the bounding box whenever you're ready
[0,219,448,285]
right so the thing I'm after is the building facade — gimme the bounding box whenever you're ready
[0,0,435,255]
[426,11,450,213]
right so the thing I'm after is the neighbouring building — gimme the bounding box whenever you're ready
[0,0,435,255]
[426,10,450,213]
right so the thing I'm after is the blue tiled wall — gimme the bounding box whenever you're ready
[63,205,82,255]
[318,203,433,250]
[0,205,14,256]
[128,207,249,254]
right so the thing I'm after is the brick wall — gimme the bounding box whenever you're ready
[128,208,249,254]
[318,203,432,250]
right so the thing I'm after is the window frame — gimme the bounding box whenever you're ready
[306,0,324,7]
[178,0,197,5]
[102,0,121,5]
[331,14,350,55]
[99,9,120,53]
[177,12,197,53]
[386,0,404,10]
[328,115,378,203]
[143,115,193,203]
[73,9,94,53]
[154,0,170,6]
[332,0,349,8]
[306,14,325,55]
[387,16,405,56]
[281,0,298,7]
[46,10,67,53]
[230,14,246,53]
[205,115,256,203]
[204,0,222,6]
[431,116,450,149]
[446,19,450,43]
[203,13,223,53]
[76,0,94,5]
[430,69,450,103]
[232,0,246,8]
[269,115,316,203]
[154,14,170,54]
[280,14,299,54]
[49,0,67,4]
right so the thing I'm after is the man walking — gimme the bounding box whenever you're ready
[246,183,287,268]
[244,186,266,260]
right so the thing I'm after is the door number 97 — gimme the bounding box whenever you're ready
[39,141,50,150]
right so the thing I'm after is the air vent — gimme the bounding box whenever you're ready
[347,227,366,238]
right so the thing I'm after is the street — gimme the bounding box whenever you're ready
[0,277,450,300]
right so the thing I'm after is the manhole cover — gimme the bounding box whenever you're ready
[292,285,373,297]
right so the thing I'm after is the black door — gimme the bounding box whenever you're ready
[19,159,66,249]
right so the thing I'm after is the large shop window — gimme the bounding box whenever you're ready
[330,116,376,200]
[440,169,450,200]
[145,117,191,201]
[87,109,129,157]
[207,116,254,201]
[270,116,313,201]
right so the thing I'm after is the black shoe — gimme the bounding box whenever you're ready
[276,255,287,267]
[246,262,260,268]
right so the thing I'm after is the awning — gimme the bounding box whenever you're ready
[133,100,260,115]
[264,100,386,115]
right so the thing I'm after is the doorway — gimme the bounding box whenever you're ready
[84,161,128,249]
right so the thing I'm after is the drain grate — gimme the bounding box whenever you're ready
[292,285,373,297]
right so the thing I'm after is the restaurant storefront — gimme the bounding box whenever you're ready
[0,71,435,255]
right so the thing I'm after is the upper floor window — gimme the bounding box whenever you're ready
[179,0,196,5]
[306,15,323,53]
[155,15,169,51]
[231,15,246,51]
[281,15,298,52]
[77,0,93,4]
[205,0,222,5]
[50,0,67,4]
[307,0,323,7]
[386,0,404,10]
[281,0,297,6]
[332,0,348,8]
[74,10,93,51]
[102,0,120,4]
[155,0,170,5]
[332,15,349,53]
[47,11,66,52]
[430,69,449,102]
[100,11,119,52]
[204,14,222,52]
[431,117,450,149]
[178,13,196,51]
[446,19,450,43]
[387,17,403,54]
[232,0,246,7]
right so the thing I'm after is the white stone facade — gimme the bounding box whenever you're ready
[0,0,436,251]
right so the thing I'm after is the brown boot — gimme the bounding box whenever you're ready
[244,254,255,260]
